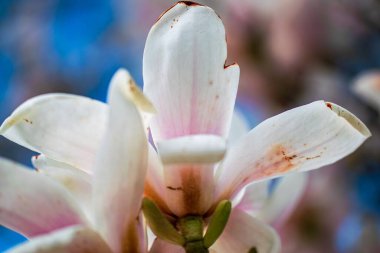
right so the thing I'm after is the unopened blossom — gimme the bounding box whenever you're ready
[0,1,371,253]
[0,70,152,253]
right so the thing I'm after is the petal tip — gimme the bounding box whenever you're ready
[325,101,371,138]
[110,69,156,114]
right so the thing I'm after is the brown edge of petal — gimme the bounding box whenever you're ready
[325,101,371,138]
[224,62,238,69]
[155,1,204,24]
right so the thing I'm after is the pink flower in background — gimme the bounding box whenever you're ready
[0,1,371,253]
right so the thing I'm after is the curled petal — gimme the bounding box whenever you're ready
[0,158,86,238]
[0,93,107,173]
[211,208,281,253]
[6,226,112,253]
[216,101,370,200]
[93,69,148,253]
[144,2,239,141]
[157,135,226,165]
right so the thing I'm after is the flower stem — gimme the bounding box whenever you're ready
[178,216,208,253]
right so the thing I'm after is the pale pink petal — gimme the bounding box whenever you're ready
[149,238,184,253]
[235,181,269,212]
[93,69,148,253]
[353,70,380,111]
[143,2,239,141]
[216,101,370,200]
[6,226,112,253]
[257,173,308,226]
[32,155,93,222]
[0,158,86,238]
[156,135,226,217]
[0,94,107,173]
[211,208,281,253]
[144,145,171,214]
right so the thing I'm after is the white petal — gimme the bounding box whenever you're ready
[143,2,239,141]
[32,155,93,222]
[157,135,226,165]
[0,157,87,238]
[257,173,308,225]
[228,109,251,145]
[353,70,380,111]
[6,226,112,253]
[149,238,184,253]
[0,93,107,173]
[211,208,281,253]
[93,69,148,253]
[216,101,370,200]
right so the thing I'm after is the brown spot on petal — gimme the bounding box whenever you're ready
[23,118,33,124]
[326,102,333,110]
[181,168,201,215]
[224,62,238,69]
[167,186,183,191]
[155,1,203,24]
[178,1,203,7]
[306,155,321,160]
[252,144,296,178]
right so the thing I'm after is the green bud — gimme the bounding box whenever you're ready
[203,200,232,248]
[142,198,185,245]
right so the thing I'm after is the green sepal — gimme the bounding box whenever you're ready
[142,197,185,245]
[203,200,232,248]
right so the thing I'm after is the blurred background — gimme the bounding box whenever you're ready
[0,0,379,252]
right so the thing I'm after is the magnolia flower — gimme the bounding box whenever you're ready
[0,70,153,253]
[140,2,370,252]
[0,1,371,253]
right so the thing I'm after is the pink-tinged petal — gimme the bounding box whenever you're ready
[0,93,107,173]
[211,208,281,253]
[235,181,269,212]
[0,158,86,238]
[144,145,171,215]
[143,2,239,141]
[32,155,93,222]
[258,173,308,226]
[93,69,148,253]
[6,225,112,253]
[353,71,380,111]
[157,135,226,217]
[149,238,184,253]
[216,101,370,200]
